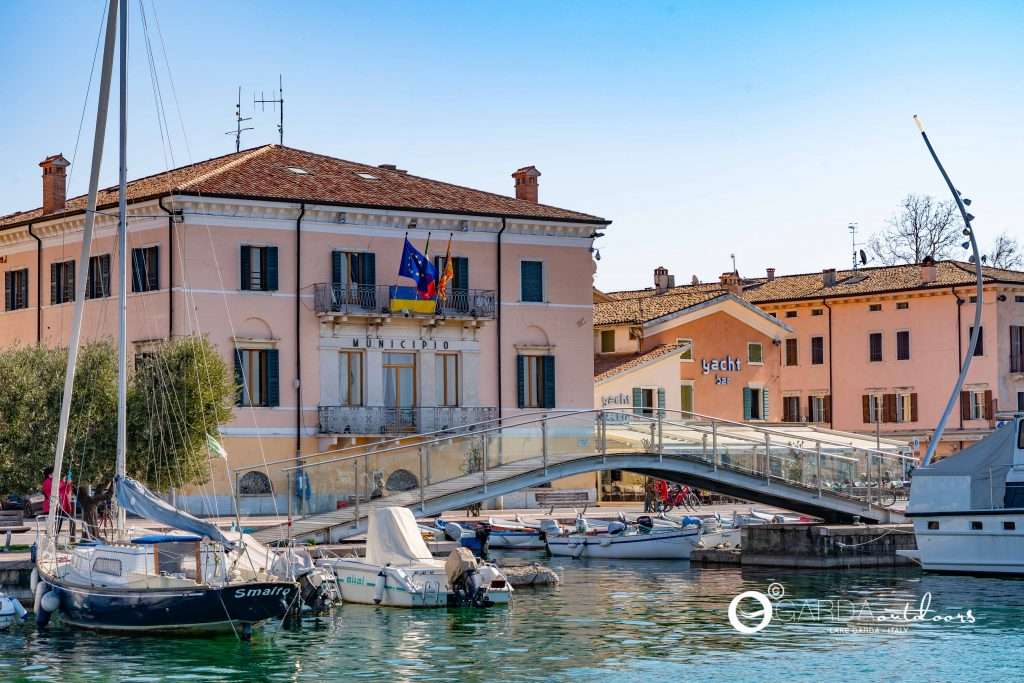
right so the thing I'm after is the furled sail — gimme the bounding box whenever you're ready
[115,475,235,549]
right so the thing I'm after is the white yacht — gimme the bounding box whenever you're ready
[904,417,1024,574]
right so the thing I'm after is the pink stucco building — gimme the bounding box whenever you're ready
[596,261,1024,462]
[0,147,609,512]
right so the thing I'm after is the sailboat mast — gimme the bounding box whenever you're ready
[44,0,120,545]
[115,0,129,536]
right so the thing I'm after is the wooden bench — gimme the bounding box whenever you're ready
[0,510,30,550]
[534,489,590,514]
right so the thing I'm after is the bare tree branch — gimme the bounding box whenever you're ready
[984,232,1023,270]
[870,194,963,265]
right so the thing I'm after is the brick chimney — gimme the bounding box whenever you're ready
[512,165,541,203]
[654,266,675,294]
[766,267,776,282]
[719,271,742,295]
[920,255,937,284]
[822,268,837,287]
[40,154,70,215]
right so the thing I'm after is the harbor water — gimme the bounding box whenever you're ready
[2,558,1022,682]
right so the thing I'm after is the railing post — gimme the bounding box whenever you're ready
[542,415,549,474]
[764,433,771,483]
[481,433,488,493]
[353,459,361,529]
[599,410,607,463]
[712,421,718,471]
[419,446,426,513]
[816,442,822,498]
[657,412,664,461]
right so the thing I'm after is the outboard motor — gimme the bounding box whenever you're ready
[475,524,491,560]
[445,547,488,607]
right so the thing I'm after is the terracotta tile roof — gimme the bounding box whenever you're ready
[594,289,726,325]
[595,343,686,381]
[598,261,1024,315]
[0,145,608,230]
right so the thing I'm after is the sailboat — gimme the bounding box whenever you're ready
[32,0,297,636]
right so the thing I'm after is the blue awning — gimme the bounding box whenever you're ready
[131,534,203,545]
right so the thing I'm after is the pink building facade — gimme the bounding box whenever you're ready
[1,147,608,512]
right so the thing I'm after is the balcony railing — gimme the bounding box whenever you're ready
[319,405,498,435]
[313,283,495,319]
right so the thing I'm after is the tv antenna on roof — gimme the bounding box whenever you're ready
[849,222,867,269]
[255,75,284,146]
[226,86,253,153]
[730,253,737,273]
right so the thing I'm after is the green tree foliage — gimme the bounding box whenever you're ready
[0,337,234,497]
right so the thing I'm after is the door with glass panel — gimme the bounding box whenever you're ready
[383,353,417,431]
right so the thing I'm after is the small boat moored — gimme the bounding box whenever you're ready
[545,516,701,560]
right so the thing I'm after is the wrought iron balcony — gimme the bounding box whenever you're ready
[318,405,498,435]
[313,283,495,319]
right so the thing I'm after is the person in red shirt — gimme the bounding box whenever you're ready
[41,467,75,540]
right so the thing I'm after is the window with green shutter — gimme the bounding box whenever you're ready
[235,348,280,407]
[520,261,543,302]
[4,269,29,311]
[240,246,278,292]
[131,246,160,293]
[517,354,555,408]
[86,254,111,300]
[51,260,75,304]
[600,330,615,353]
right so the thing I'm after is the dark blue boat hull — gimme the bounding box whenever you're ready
[44,579,297,632]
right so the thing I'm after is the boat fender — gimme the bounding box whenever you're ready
[40,591,59,614]
[374,569,387,604]
[29,568,38,594]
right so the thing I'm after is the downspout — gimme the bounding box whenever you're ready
[27,223,42,345]
[496,217,506,419]
[953,286,964,431]
[823,299,833,428]
[295,203,306,484]
[157,196,176,338]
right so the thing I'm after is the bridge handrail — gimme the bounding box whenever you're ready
[279,408,912,475]
[621,408,916,460]
[233,409,580,474]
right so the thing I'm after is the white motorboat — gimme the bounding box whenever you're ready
[486,517,546,550]
[904,418,1024,574]
[546,517,701,560]
[318,507,512,607]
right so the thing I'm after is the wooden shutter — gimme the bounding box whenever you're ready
[984,390,994,420]
[960,391,971,421]
[909,393,918,422]
[742,388,752,420]
[64,261,75,303]
[360,253,376,285]
[521,261,542,302]
[762,390,769,421]
[656,387,666,416]
[862,395,870,423]
[147,247,159,291]
[234,349,245,406]
[542,356,555,409]
[516,355,526,409]
[883,393,896,423]
[3,271,11,311]
[100,255,110,297]
[631,388,643,415]
[808,396,815,423]
[266,349,280,407]
[50,263,58,304]
[331,251,344,286]
[265,246,279,291]
[454,257,469,291]
[240,246,251,291]
[824,395,832,423]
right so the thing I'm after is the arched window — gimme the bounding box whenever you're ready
[238,471,273,496]
[386,469,418,492]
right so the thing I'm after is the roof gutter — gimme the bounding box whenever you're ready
[27,223,41,344]
[823,298,833,428]
[295,203,306,470]
[156,197,180,339]
[952,285,964,431]
[497,217,506,419]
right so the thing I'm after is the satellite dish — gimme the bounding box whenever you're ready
[859,249,868,266]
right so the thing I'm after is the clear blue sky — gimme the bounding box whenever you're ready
[2,1,1022,290]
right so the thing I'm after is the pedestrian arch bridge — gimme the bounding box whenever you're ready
[250,410,914,545]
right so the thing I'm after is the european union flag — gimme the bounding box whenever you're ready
[398,237,437,299]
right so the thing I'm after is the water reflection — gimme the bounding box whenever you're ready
[1,561,1022,682]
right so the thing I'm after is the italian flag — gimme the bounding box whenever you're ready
[207,433,229,460]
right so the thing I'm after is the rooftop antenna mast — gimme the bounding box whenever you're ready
[226,86,253,153]
[255,75,284,145]
[849,222,867,269]
[730,253,737,273]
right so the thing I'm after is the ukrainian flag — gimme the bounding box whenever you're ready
[389,286,437,314]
